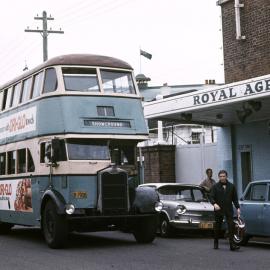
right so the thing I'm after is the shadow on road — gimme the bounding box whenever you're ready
[4,226,140,249]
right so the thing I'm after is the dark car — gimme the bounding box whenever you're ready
[140,183,215,237]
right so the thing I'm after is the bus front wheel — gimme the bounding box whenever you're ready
[42,200,68,248]
[133,216,157,244]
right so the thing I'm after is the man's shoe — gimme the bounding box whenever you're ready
[214,240,219,249]
[230,243,240,251]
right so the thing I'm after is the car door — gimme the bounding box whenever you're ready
[262,183,270,235]
[240,183,267,235]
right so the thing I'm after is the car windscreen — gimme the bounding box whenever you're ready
[66,139,110,160]
[158,186,207,202]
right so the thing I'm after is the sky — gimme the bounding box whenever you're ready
[0,0,224,87]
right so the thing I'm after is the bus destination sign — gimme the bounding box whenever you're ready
[84,119,131,128]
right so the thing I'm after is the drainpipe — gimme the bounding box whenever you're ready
[235,0,246,40]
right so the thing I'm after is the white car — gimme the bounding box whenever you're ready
[140,183,215,237]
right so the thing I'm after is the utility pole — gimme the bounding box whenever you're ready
[25,11,64,62]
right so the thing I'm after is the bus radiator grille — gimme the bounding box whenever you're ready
[101,171,128,215]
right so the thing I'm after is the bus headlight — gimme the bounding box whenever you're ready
[65,204,75,215]
[155,201,163,212]
[176,205,186,215]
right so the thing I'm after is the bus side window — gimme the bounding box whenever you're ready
[40,142,46,163]
[5,87,13,110]
[27,149,35,172]
[0,152,6,175]
[43,68,58,93]
[17,148,26,173]
[11,82,22,107]
[31,71,44,99]
[20,77,33,103]
[7,151,16,174]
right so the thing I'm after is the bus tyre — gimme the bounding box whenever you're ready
[133,216,157,244]
[42,200,68,249]
[160,216,173,238]
[0,223,13,234]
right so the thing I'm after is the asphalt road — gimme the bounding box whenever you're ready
[0,227,270,270]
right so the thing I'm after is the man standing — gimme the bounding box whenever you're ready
[210,170,241,251]
[200,168,216,192]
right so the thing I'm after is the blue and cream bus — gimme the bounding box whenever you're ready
[0,54,161,248]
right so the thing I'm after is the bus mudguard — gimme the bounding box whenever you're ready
[41,189,66,215]
[132,186,159,213]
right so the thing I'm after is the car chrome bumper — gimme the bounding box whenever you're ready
[169,219,214,229]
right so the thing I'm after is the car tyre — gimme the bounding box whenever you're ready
[160,216,173,237]
[133,216,157,244]
[42,200,68,249]
[0,222,13,234]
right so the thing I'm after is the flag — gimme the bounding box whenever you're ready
[140,49,152,60]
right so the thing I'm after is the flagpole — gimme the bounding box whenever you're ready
[139,46,142,73]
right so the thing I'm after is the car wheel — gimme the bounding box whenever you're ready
[133,216,157,244]
[42,200,68,248]
[160,216,172,237]
[239,234,251,246]
[0,222,13,234]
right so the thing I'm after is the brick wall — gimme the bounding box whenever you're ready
[142,145,175,183]
[220,0,270,83]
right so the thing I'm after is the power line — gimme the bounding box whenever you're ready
[25,11,64,61]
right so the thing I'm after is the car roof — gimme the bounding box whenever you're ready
[248,180,270,184]
[139,183,202,189]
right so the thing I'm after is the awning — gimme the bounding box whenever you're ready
[144,74,270,127]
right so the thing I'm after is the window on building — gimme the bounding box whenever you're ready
[43,68,58,93]
[0,153,6,175]
[21,77,32,103]
[32,71,44,98]
[7,151,16,174]
[191,132,201,144]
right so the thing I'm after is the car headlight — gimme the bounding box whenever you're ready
[155,201,163,212]
[176,205,186,215]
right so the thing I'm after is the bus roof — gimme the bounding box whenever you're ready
[0,54,133,90]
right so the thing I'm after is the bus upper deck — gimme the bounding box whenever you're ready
[0,54,148,145]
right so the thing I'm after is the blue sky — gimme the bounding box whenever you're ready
[0,0,224,86]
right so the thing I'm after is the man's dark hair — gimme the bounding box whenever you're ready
[206,168,212,174]
[218,169,228,176]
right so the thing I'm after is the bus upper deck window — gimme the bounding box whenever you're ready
[0,91,4,111]
[32,71,44,99]
[11,82,22,107]
[62,67,100,92]
[4,87,13,110]
[43,68,58,93]
[21,77,32,103]
[101,70,135,94]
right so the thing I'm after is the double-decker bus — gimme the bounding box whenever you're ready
[0,54,161,248]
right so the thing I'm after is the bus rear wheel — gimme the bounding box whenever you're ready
[0,222,13,234]
[133,216,157,244]
[42,200,68,248]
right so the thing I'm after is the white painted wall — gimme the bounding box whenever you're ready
[175,143,218,185]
